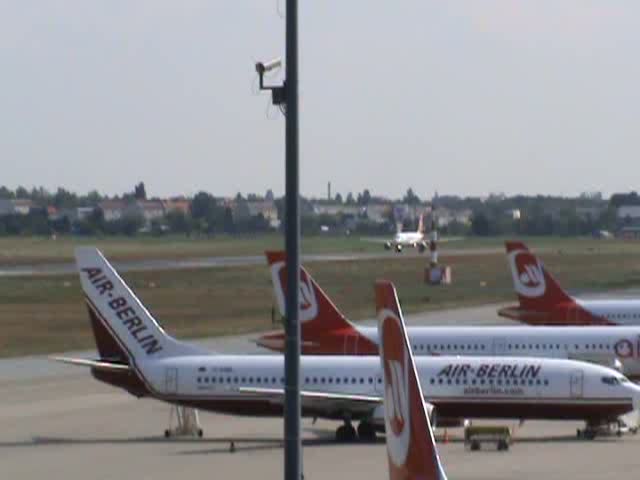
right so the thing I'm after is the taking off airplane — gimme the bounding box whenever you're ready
[499,240,640,326]
[259,251,640,380]
[384,215,429,253]
[53,248,640,441]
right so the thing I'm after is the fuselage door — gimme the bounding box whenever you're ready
[374,373,384,394]
[165,367,179,394]
[492,338,507,356]
[569,369,584,398]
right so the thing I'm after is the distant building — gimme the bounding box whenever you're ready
[0,199,33,216]
[125,200,165,224]
[363,204,391,224]
[312,203,362,217]
[99,200,127,221]
[247,200,280,229]
[505,209,521,221]
[433,207,472,227]
[163,198,191,215]
[617,205,640,224]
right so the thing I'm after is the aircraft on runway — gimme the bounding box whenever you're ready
[377,280,448,480]
[500,240,640,326]
[53,248,640,441]
[384,215,430,253]
[259,251,640,380]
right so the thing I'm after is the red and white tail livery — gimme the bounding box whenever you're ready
[258,251,378,354]
[377,280,448,480]
[499,241,640,326]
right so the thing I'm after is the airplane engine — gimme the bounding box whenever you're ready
[395,244,403,253]
[384,242,392,250]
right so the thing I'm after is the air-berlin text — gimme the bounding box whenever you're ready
[438,363,542,379]
[82,267,163,355]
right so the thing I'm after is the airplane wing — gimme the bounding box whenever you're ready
[238,386,381,415]
[437,236,464,243]
[50,356,131,373]
[359,237,393,244]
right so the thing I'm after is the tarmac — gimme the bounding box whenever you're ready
[0,246,505,277]
[2,304,640,479]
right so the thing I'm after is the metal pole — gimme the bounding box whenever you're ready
[284,0,301,480]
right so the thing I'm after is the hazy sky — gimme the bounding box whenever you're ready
[1,1,639,199]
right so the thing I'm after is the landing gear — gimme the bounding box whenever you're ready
[357,421,377,442]
[576,428,596,440]
[164,405,203,438]
[336,423,357,442]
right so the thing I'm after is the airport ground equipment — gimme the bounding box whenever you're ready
[464,425,511,451]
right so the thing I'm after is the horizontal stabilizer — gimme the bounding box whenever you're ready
[50,356,131,372]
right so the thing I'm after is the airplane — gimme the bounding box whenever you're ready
[53,248,640,441]
[258,251,640,380]
[377,279,448,480]
[499,240,640,326]
[384,214,430,253]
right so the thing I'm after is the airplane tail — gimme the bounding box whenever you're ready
[500,241,610,325]
[376,280,448,480]
[505,241,574,309]
[257,251,378,354]
[75,247,206,364]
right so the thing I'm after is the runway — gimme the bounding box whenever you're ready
[0,246,505,277]
[2,303,639,479]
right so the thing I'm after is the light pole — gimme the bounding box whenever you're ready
[255,1,301,478]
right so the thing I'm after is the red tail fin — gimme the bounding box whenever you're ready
[376,280,448,480]
[87,302,129,363]
[259,251,377,354]
[505,241,573,312]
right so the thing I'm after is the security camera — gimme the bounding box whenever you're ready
[256,58,282,74]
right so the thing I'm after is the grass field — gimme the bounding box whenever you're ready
[2,237,640,357]
[2,234,640,265]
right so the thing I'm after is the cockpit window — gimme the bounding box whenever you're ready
[601,376,619,386]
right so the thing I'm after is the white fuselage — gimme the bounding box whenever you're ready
[132,354,640,425]
[348,325,640,379]
[394,231,424,246]
[577,299,640,326]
